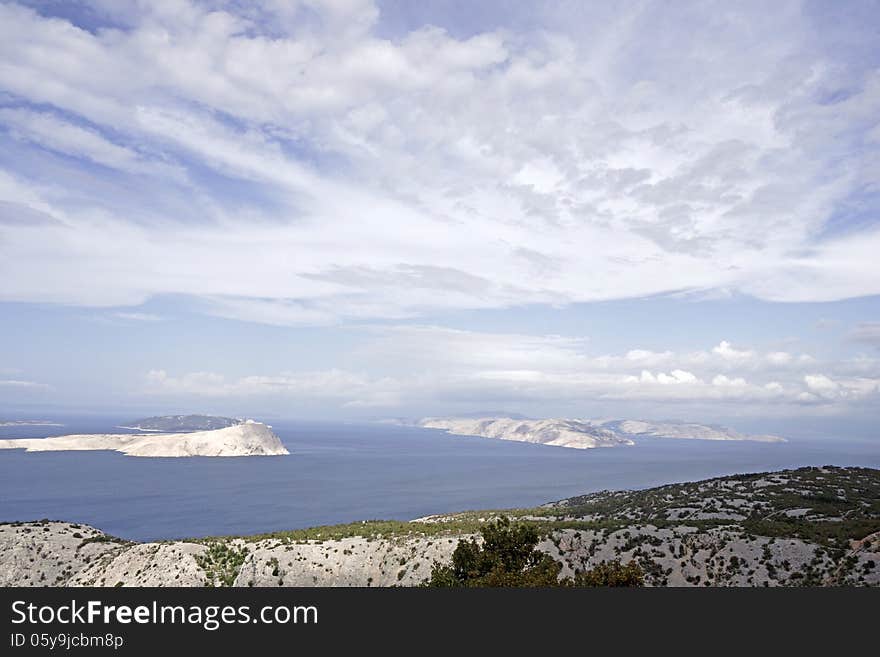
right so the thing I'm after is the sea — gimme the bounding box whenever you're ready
[1,416,878,541]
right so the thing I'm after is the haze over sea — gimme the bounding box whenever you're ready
[1,417,877,542]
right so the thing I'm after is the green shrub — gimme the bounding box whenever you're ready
[573,559,644,587]
[425,517,643,588]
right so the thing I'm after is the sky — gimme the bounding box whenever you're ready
[0,0,878,437]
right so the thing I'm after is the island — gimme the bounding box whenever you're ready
[598,419,786,442]
[1,466,876,587]
[419,417,633,449]
[0,418,288,457]
[118,414,241,432]
[419,416,784,449]
[0,420,64,427]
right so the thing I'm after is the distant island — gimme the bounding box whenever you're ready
[0,417,288,458]
[598,419,786,442]
[119,414,242,432]
[419,417,633,449]
[419,417,785,449]
[1,466,876,587]
[0,420,64,427]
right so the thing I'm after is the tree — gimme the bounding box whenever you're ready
[425,516,644,587]
[426,516,561,587]
[572,559,644,587]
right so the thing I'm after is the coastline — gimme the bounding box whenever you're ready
[0,422,289,457]
[2,466,877,587]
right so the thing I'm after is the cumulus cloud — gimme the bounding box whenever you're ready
[712,341,754,363]
[804,374,839,394]
[802,373,879,400]
[624,349,674,366]
[634,369,699,385]
[0,1,877,323]
[142,327,880,410]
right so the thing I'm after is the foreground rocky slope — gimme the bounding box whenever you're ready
[2,467,877,587]
[0,420,288,457]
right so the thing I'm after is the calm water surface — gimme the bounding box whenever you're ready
[1,417,877,541]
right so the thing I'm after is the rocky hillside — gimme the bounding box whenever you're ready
[1,466,877,587]
[538,465,879,586]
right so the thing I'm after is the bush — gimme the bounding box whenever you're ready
[425,517,560,587]
[573,560,645,587]
[425,517,643,588]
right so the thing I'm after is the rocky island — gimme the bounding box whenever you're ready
[1,466,877,587]
[419,416,784,449]
[119,414,242,432]
[0,420,64,427]
[0,418,288,458]
[419,417,633,449]
[598,419,786,442]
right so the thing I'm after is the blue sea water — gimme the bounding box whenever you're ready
[0,417,878,541]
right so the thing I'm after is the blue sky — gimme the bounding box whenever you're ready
[0,1,878,436]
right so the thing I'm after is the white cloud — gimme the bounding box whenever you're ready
[712,374,748,388]
[712,341,754,362]
[0,1,876,322]
[144,367,400,407]
[804,374,839,394]
[358,325,591,371]
[0,108,184,179]
[766,351,793,365]
[802,373,880,401]
[113,312,164,322]
[141,328,880,410]
[624,349,674,366]
[657,369,698,385]
[0,378,50,390]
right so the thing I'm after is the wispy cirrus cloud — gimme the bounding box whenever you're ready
[144,368,400,408]
[0,2,877,427]
[0,378,50,390]
[112,312,165,322]
[0,108,185,180]
[0,1,877,324]
[142,326,880,412]
[849,322,880,347]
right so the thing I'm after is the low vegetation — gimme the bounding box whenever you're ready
[5,466,876,587]
[425,517,643,587]
[195,542,249,587]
